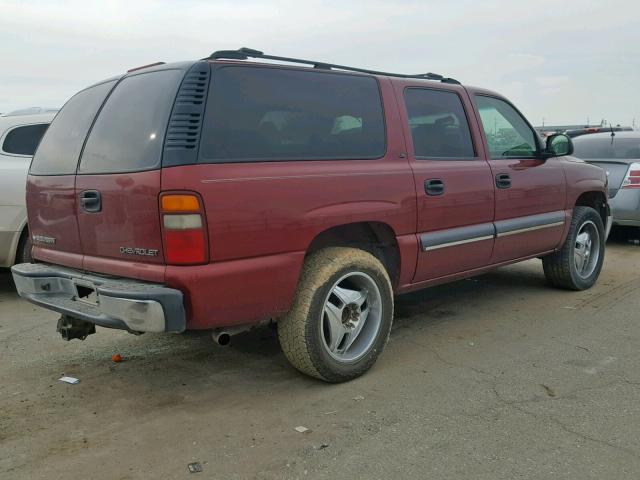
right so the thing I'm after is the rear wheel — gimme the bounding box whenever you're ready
[278,247,393,382]
[543,206,605,290]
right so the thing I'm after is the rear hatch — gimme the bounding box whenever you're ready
[27,65,188,281]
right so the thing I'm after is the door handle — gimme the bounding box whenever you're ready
[425,178,445,196]
[495,173,512,189]
[80,190,102,213]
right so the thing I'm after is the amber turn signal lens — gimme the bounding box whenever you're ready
[161,194,200,212]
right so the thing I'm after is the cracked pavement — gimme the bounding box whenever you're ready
[1,237,639,479]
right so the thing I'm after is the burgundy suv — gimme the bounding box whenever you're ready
[13,48,610,382]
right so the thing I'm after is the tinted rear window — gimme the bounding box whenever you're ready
[199,66,385,162]
[2,123,49,156]
[30,81,116,175]
[79,69,182,174]
[573,137,640,159]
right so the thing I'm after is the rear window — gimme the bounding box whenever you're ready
[573,137,640,160]
[2,124,49,156]
[30,81,116,175]
[79,69,182,174]
[199,66,386,162]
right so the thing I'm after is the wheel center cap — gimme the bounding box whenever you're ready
[342,304,360,329]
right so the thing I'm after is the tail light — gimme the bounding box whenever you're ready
[621,162,640,189]
[160,193,208,265]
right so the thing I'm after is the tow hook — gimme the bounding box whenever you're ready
[56,315,96,341]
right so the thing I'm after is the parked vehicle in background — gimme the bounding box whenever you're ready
[536,125,633,139]
[573,131,640,230]
[565,126,633,138]
[0,108,57,266]
[11,48,610,382]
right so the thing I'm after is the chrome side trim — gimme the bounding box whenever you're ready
[494,210,566,236]
[496,221,565,238]
[420,211,567,252]
[420,222,495,252]
[424,235,495,251]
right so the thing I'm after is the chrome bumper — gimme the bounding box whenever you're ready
[11,263,185,333]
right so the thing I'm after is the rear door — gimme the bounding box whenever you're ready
[473,94,567,263]
[75,69,184,279]
[395,83,495,282]
[27,80,116,269]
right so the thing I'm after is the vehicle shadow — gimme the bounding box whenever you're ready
[0,268,18,297]
[0,247,619,401]
[608,225,640,245]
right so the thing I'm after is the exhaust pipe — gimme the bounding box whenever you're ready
[212,330,231,346]
[211,325,252,346]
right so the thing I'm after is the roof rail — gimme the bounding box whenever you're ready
[206,47,461,85]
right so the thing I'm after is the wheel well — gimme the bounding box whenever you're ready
[575,191,608,226]
[306,222,400,286]
[14,225,30,264]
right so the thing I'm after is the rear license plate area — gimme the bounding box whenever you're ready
[73,281,99,305]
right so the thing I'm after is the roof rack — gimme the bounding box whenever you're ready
[206,47,461,85]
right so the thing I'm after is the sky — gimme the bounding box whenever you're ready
[1,0,638,126]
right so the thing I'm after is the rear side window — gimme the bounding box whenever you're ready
[573,137,640,159]
[79,69,182,174]
[2,124,49,156]
[30,81,116,175]
[404,89,475,158]
[199,66,386,162]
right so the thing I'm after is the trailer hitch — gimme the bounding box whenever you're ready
[56,315,96,341]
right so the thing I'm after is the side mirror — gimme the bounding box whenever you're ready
[543,133,574,159]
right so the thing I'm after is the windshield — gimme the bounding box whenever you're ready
[573,137,640,160]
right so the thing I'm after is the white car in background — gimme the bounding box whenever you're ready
[0,108,57,267]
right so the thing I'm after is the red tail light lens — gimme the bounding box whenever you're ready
[160,193,208,265]
[622,163,640,189]
[163,229,207,264]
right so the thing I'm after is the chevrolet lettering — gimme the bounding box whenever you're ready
[119,247,159,256]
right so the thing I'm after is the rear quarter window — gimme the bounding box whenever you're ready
[30,80,116,175]
[2,124,49,156]
[79,69,183,174]
[199,66,386,162]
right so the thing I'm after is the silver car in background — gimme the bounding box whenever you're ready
[573,131,640,230]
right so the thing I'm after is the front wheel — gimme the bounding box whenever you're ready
[278,247,394,383]
[543,206,605,290]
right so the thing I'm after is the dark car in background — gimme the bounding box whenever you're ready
[573,131,640,230]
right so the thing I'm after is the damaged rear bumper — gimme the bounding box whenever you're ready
[11,263,185,333]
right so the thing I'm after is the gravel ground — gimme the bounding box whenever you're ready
[1,234,639,479]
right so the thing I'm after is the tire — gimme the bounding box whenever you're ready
[15,229,32,264]
[278,247,394,383]
[543,206,605,290]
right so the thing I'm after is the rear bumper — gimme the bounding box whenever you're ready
[11,263,185,333]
